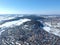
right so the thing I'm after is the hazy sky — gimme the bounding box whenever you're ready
[0,0,60,14]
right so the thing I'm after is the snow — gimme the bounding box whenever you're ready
[0,18,31,28]
[0,16,31,35]
[43,25,60,37]
[16,19,31,25]
[0,17,15,21]
[43,26,51,32]
[0,30,5,35]
[0,15,60,37]
[50,28,60,36]
[0,18,31,35]
[44,22,52,27]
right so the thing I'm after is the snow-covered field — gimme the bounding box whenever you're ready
[43,22,60,37]
[0,18,31,28]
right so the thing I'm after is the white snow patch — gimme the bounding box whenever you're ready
[0,17,15,21]
[49,28,60,36]
[16,19,31,25]
[43,26,51,32]
[43,26,60,37]
[0,18,31,28]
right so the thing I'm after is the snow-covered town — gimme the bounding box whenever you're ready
[0,15,60,45]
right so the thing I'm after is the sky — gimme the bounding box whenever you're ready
[0,0,60,14]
